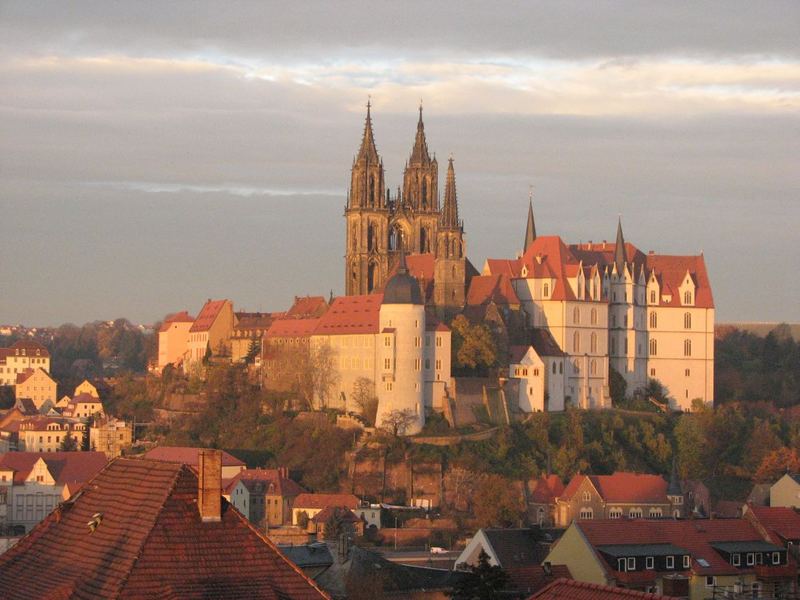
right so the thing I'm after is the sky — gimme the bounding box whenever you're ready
[1,1,798,326]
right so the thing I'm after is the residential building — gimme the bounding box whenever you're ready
[144,445,246,479]
[527,474,566,527]
[73,379,100,398]
[279,543,334,580]
[344,104,468,319]
[157,310,195,370]
[309,506,364,538]
[89,417,133,458]
[0,452,329,599]
[545,518,796,599]
[530,578,672,600]
[0,451,107,532]
[17,417,87,453]
[508,332,567,413]
[185,299,235,368]
[230,312,275,363]
[770,473,800,508]
[14,368,57,410]
[0,340,50,386]
[225,467,306,527]
[744,503,800,550]
[554,472,685,527]
[292,493,360,526]
[61,392,105,420]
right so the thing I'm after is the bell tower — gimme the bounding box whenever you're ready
[345,101,390,295]
[434,156,466,317]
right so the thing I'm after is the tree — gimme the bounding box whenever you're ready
[609,367,627,405]
[450,551,509,600]
[59,432,79,452]
[450,315,498,374]
[352,377,378,425]
[472,474,525,528]
[323,507,348,541]
[245,338,261,364]
[297,510,310,529]
[381,409,416,437]
[754,448,800,483]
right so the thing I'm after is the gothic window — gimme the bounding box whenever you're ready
[573,307,580,324]
[352,225,358,251]
[421,178,427,208]
[650,290,656,303]
[543,283,549,298]
[590,359,597,375]
[684,339,692,357]
[389,226,401,251]
[420,227,429,253]
[573,331,580,353]
[649,338,657,356]
[590,332,597,353]
[650,312,657,328]
[368,224,377,252]
[684,312,692,329]
[684,291,692,305]
[590,308,597,325]
[452,265,457,278]
[369,175,375,206]
[368,263,377,292]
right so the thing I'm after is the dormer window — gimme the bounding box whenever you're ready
[746,553,755,566]
[627,557,635,571]
[684,291,692,305]
[645,556,654,570]
[772,552,781,565]
[683,555,690,568]
[732,553,741,566]
[666,555,674,569]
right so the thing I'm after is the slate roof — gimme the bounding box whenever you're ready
[483,528,547,568]
[189,299,229,333]
[529,578,671,599]
[530,329,567,357]
[144,446,245,468]
[279,543,334,569]
[561,473,668,504]
[224,468,306,497]
[0,457,329,599]
[266,318,321,338]
[0,451,107,486]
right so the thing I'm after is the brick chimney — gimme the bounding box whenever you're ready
[198,449,222,522]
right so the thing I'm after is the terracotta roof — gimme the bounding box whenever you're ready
[311,505,362,524]
[529,578,671,599]
[646,254,714,308]
[577,518,792,577]
[233,312,275,332]
[159,311,195,332]
[314,294,383,336]
[746,504,800,544]
[189,299,229,333]
[561,473,668,504]
[285,296,329,318]
[506,564,571,595]
[224,468,306,497]
[266,318,320,338]
[466,274,520,306]
[15,368,35,385]
[529,474,566,504]
[0,451,107,486]
[144,446,245,467]
[294,493,360,510]
[15,397,39,416]
[0,457,329,599]
[0,340,50,362]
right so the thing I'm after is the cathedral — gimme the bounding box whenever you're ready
[344,103,467,317]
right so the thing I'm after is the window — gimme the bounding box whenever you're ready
[684,312,691,329]
[414,336,421,348]
[573,307,580,324]
[385,382,393,391]
[609,507,622,519]
[649,312,657,328]
[573,331,580,353]
[414,358,421,371]
[684,291,692,305]
[683,555,690,568]
[590,360,597,375]
[772,552,781,565]
[579,508,593,519]
[384,336,391,347]
[618,558,627,572]
[746,553,755,566]
[649,339,657,356]
[684,339,692,357]
[666,555,674,569]
[425,359,430,369]
[627,557,635,571]
[559,362,563,374]
[629,508,643,518]
[590,308,597,325]
[590,332,597,353]
[543,283,549,298]
[732,553,740,566]
[582,491,591,501]
[685,368,690,377]
[650,368,656,377]
[705,576,715,588]
[435,359,442,370]
[533,368,539,376]
[384,358,391,369]
[645,556,654,570]
[649,508,662,517]
[436,336,442,348]
[552,363,557,374]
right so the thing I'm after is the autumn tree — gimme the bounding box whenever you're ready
[352,377,379,425]
[450,315,498,375]
[472,474,525,528]
[754,447,800,483]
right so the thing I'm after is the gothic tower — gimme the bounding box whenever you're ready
[434,156,466,316]
[345,102,390,295]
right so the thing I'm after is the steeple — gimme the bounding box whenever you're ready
[440,156,460,229]
[523,189,537,251]
[357,100,380,163]
[409,102,431,165]
[614,217,626,274]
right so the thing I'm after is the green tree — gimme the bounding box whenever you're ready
[450,551,509,600]
[609,367,627,405]
[450,315,498,374]
[59,432,79,452]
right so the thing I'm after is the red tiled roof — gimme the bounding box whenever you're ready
[311,505,362,524]
[144,446,245,467]
[314,294,383,336]
[285,296,329,318]
[233,312,276,332]
[561,473,668,504]
[485,258,521,278]
[189,299,229,333]
[0,340,50,363]
[530,474,566,504]
[294,493,360,510]
[506,564,571,595]
[529,578,670,599]
[266,318,320,338]
[577,518,784,577]
[159,311,195,332]
[466,274,520,306]
[15,368,35,385]
[0,457,329,599]
[746,504,800,544]
[646,254,714,308]
[0,451,107,486]
[223,468,306,497]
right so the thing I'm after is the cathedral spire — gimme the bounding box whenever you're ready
[440,156,460,229]
[523,188,537,251]
[409,102,431,165]
[357,99,379,163]
[614,216,627,274]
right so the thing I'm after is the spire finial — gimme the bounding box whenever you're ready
[524,190,537,251]
[614,216,627,274]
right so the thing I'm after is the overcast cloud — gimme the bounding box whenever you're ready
[1,1,798,325]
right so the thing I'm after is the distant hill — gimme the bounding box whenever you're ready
[717,322,800,340]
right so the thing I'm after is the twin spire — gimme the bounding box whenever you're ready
[409,103,432,165]
[441,156,459,229]
[356,99,380,164]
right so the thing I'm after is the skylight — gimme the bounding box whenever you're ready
[697,558,710,567]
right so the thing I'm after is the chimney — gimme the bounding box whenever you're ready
[198,449,222,522]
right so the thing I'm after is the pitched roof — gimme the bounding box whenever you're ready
[15,397,39,415]
[530,329,567,357]
[144,446,245,467]
[577,518,792,577]
[189,299,229,333]
[482,528,547,568]
[529,474,566,504]
[0,339,50,363]
[266,318,321,338]
[745,504,800,544]
[529,578,671,599]
[507,564,571,595]
[294,493,360,510]
[279,543,334,569]
[561,473,668,504]
[0,457,329,599]
[285,296,329,319]
[233,312,276,332]
[645,254,714,308]
[466,273,520,306]
[311,506,362,524]
[159,311,195,332]
[0,451,107,486]
[224,468,306,497]
[314,294,383,336]
[15,368,35,385]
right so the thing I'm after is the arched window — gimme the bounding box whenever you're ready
[649,312,657,328]
[649,338,657,356]
[389,226,401,251]
[684,291,692,305]
[650,290,656,303]
[552,362,557,374]
[368,263,377,292]
[573,331,580,353]
[590,359,597,375]
[368,223,377,251]
[590,332,597,353]
[590,308,597,325]
[351,225,358,251]
[543,283,549,298]
[452,265,457,278]
[573,307,580,324]
[559,362,563,374]
[420,227,428,253]
[421,178,428,208]
[369,175,375,206]
[684,312,692,329]
[684,339,692,357]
